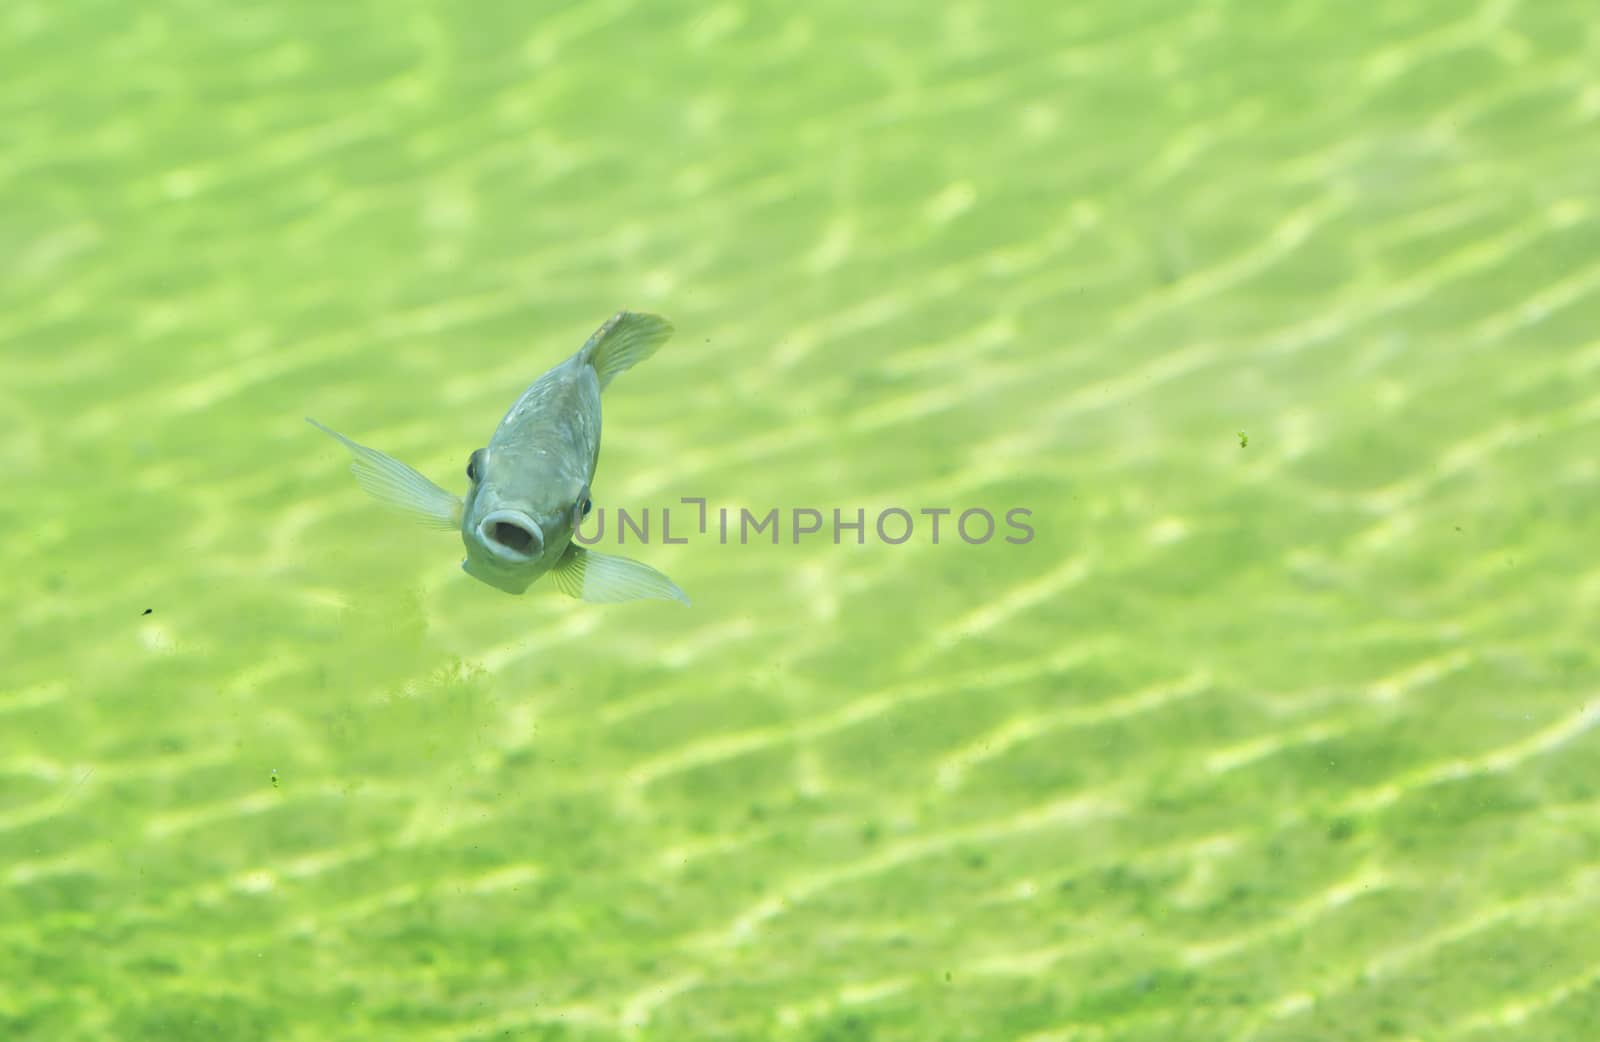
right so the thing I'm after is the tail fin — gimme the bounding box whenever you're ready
[578,311,674,391]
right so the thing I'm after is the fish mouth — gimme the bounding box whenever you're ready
[476,510,545,562]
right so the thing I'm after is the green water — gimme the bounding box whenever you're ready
[4,1,1599,1039]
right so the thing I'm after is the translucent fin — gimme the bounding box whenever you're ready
[579,311,674,391]
[307,418,462,530]
[550,543,690,605]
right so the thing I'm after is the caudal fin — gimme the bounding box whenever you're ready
[578,311,674,391]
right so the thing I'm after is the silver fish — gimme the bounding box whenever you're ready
[308,311,689,605]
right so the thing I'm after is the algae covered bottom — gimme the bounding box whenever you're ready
[2,1,1598,1040]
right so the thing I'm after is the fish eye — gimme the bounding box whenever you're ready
[573,484,592,524]
[466,449,484,482]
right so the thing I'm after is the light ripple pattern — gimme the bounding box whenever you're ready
[1,0,1598,1040]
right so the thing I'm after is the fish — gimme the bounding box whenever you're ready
[308,310,689,605]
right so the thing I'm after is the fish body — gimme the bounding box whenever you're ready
[309,311,688,605]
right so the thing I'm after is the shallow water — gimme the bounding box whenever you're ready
[4,2,1599,1039]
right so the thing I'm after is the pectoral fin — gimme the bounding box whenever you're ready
[307,418,462,530]
[550,543,690,605]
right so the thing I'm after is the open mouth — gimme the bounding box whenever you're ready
[492,521,535,554]
[477,510,544,562]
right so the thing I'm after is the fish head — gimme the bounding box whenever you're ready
[458,446,593,594]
